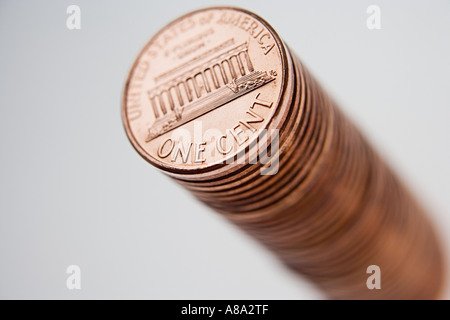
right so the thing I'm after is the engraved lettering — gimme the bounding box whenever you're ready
[158,138,174,158]
[127,109,142,121]
[257,34,275,55]
[199,12,214,25]
[126,61,149,121]
[248,21,259,36]
[217,134,233,155]
[251,93,273,109]
[176,42,206,60]
[127,91,142,121]
[153,17,196,51]
[134,61,149,80]
[171,141,192,163]
[125,8,285,170]
[258,33,270,45]
[263,44,275,55]
[240,16,250,30]
[156,39,235,82]
[216,135,233,154]
[229,124,248,146]
[146,43,275,142]
[239,109,264,133]
[253,28,263,40]
[194,142,206,163]
[216,13,275,55]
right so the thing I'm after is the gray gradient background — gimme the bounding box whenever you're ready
[0,0,449,299]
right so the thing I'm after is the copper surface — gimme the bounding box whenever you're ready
[122,7,445,299]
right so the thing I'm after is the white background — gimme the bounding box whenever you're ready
[0,0,449,299]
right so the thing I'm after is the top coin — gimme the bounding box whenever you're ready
[123,7,287,173]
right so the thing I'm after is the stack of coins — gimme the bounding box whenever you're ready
[122,7,444,299]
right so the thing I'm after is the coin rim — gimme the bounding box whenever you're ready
[122,6,289,174]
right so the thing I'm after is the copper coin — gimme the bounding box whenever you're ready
[122,7,445,300]
[123,7,288,178]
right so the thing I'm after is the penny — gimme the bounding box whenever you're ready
[123,7,288,178]
[122,7,445,299]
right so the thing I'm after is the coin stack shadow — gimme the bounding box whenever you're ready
[163,49,444,299]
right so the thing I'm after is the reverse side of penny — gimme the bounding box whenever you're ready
[123,7,287,173]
